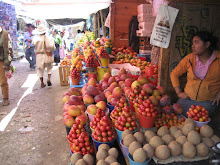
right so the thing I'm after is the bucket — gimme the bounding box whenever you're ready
[97,66,111,82]
[135,108,139,119]
[128,100,135,112]
[128,153,151,165]
[110,116,116,128]
[138,112,155,128]
[71,78,80,85]
[120,140,129,158]
[65,125,71,135]
[107,102,114,112]
[68,139,73,149]
[86,108,109,122]
[100,58,110,67]
[92,137,116,151]
[115,128,137,142]
[194,119,210,127]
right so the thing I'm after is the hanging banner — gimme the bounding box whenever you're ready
[150,4,179,48]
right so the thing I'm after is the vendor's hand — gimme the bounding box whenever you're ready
[178,92,189,99]
[212,91,220,106]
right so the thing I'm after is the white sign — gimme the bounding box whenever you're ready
[150,5,179,48]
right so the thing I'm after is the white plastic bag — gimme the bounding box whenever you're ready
[150,4,179,48]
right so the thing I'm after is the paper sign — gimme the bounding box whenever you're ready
[150,5,179,48]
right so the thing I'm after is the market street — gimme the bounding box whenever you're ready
[0,58,70,165]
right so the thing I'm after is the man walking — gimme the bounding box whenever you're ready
[24,24,36,70]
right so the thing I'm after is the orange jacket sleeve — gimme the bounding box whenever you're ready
[170,55,190,87]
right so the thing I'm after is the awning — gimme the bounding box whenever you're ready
[46,18,86,26]
[20,0,112,19]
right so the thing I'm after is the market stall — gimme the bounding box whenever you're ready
[57,0,220,164]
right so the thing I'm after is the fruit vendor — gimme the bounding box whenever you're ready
[170,31,220,117]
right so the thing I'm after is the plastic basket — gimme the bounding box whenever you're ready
[138,111,155,128]
[120,140,129,158]
[92,137,116,151]
[128,153,151,165]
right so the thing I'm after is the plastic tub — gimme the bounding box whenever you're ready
[194,119,211,127]
[92,137,116,151]
[100,58,110,67]
[107,102,115,112]
[128,153,151,165]
[86,108,109,122]
[120,140,129,158]
[138,112,155,128]
[115,128,137,142]
[71,78,80,85]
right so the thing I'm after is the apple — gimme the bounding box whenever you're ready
[131,80,141,90]
[105,90,112,98]
[63,103,70,112]
[125,79,134,87]
[108,82,118,92]
[87,104,98,115]
[108,77,116,85]
[172,104,183,115]
[68,95,82,105]
[112,87,122,98]
[68,105,81,117]
[103,72,111,81]
[75,115,87,125]
[96,101,107,111]
[88,77,97,87]
[63,115,75,127]
[68,87,81,96]
[83,94,95,104]
[77,104,85,111]
[62,95,69,103]
[137,75,148,85]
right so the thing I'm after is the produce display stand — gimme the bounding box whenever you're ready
[59,65,70,86]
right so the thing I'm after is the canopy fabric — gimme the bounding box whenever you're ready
[20,0,112,19]
[46,18,86,26]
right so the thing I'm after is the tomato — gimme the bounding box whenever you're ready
[194,116,199,121]
[118,125,123,131]
[196,105,202,111]
[86,146,90,151]
[79,142,84,148]
[196,113,201,118]
[107,130,112,136]
[131,121,136,127]
[191,105,196,109]
[102,137,108,142]
[97,136,102,142]
[108,136,113,142]
[85,141,90,147]
[194,109,198,113]
[147,112,152,117]
[78,137,84,143]
[142,111,147,116]
[125,122,131,128]
[102,132,107,137]
[129,127,134,131]
[100,126,106,132]
[75,120,80,125]
[152,112,156,117]
[199,118,204,122]
[75,146,80,152]
[202,116,206,120]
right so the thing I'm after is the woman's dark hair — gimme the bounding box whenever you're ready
[193,31,218,51]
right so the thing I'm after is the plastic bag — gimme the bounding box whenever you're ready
[150,4,179,48]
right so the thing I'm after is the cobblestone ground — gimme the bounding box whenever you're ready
[0,58,70,165]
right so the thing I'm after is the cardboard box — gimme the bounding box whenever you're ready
[137,4,153,14]
[137,13,156,23]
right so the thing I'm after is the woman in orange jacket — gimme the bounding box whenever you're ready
[170,31,220,117]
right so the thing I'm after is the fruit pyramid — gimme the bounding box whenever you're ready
[110,97,128,121]
[115,107,137,132]
[96,46,110,59]
[91,109,116,142]
[68,120,94,155]
[70,66,81,79]
[86,55,98,68]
